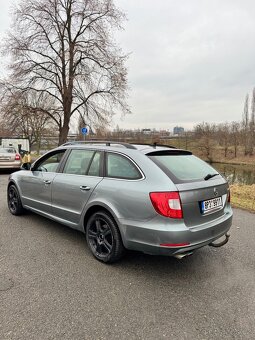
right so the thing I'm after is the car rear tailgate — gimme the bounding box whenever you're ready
[176,179,230,229]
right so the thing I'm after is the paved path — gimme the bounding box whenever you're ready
[0,173,254,340]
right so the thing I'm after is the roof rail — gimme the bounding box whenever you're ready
[62,140,136,149]
[133,142,177,149]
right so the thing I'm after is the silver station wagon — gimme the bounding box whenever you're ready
[7,141,232,263]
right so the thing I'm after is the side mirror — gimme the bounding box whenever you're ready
[20,162,31,170]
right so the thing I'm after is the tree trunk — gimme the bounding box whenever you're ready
[58,117,70,145]
[234,145,237,158]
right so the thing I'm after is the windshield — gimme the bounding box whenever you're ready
[149,154,219,183]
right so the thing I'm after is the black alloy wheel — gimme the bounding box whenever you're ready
[86,211,125,263]
[7,185,25,216]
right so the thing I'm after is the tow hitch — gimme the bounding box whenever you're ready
[209,233,230,248]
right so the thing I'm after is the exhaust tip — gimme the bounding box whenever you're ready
[174,251,193,260]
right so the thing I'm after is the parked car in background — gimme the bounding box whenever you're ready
[0,137,30,155]
[0,147,22,170]
[7,141,232,263]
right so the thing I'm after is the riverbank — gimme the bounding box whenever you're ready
[230,184,255,212]
[197,151,255,166]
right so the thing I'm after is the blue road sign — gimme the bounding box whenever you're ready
[81,127,88,135]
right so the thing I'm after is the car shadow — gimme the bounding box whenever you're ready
[15,209,225,280]
[0,169,19,175]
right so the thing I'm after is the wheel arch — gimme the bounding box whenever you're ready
[8,180,22,196]
[83,205,116,232]
[83,205,125,243]
[8,180,16,189]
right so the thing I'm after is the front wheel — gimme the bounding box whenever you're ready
[86,211,125,263]
[7,185,25,215]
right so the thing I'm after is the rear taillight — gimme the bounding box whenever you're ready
[15,154,21,160]
[149,192,183,219]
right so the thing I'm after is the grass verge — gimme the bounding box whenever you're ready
[230,184,255,212]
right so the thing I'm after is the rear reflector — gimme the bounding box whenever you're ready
[227,190,231,203]
[15,154,21,160]
[149,191,183,219]
[160,243,190,247]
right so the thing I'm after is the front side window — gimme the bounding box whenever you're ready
[106,153,142,180]
[36,150,66,172]
[63,149,95,175]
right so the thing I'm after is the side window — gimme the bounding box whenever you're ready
[87,152,101,177]
[106,153,142,180]
[36,151,66,172]
[63,149,94,175]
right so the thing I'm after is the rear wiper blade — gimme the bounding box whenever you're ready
[204,173,219,181]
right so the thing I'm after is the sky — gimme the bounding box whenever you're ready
[1,0,255,131]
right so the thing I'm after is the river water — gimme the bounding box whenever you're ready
[211,163,255,185]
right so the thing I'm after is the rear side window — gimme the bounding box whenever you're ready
[106,153,142,180]
[149,154,218,183]
[63,149,94,175]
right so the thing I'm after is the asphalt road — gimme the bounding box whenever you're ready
[0,173,255,340]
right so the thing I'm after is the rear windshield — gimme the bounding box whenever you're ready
[149,154,219,183]
[0,148,16,153]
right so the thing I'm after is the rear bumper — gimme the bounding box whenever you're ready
[119,207,233,256]
[0,162,21,169]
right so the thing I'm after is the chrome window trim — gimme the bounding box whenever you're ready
[105,150,145,181]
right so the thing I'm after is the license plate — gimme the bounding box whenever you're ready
[201,197,222,214]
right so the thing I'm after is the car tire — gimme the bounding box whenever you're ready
[7,184,25,215]
[86,211,125,263]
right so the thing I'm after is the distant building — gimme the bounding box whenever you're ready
[173,126,184,135]
[142,128,152,134]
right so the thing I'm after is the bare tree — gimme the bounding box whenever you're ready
[217,123,231,158]
[230,121,240,158]
[193,122,216,162]
[0,122,12,138]
[249,87,255,155]
[242,94,250,155]
[2,0,129,145]
[1,89,56,152]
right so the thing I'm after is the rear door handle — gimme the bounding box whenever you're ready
[80,186,91,191]
[44,180,51,185]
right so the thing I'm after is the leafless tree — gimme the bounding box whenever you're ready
[193,122,216,162]
[217,123,231,158]
[242,94,251,155]
[249,87,255,154]
[2,0,129,145]
[251,88,255,127]
[0,89,56,152]
[243,94,249,127]
[0,122,11,137]
[230,121,240,158]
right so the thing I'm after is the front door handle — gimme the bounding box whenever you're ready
[44,180,51,185]
[80,186,91,191]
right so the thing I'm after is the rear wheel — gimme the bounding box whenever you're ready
[7,185,25,215]
[86,211,125,263]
